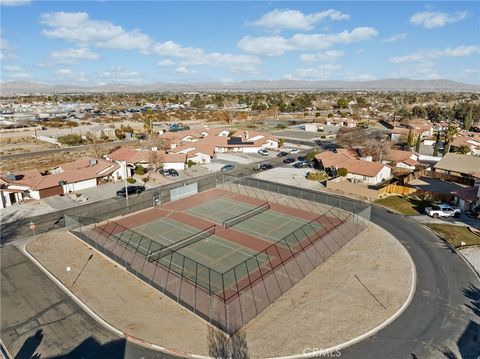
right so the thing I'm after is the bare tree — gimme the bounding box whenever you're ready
[148,150,164,173]
[335,127,367,148]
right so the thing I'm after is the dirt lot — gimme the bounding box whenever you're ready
[27,220,413,357]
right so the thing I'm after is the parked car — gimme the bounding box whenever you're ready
[283,157,295,164]
[258,163,273,171]
[221,164,235,171]
[425,204,462,218]
[297,156,306,162]
[169,169,179,177]
[258,149,269,156]
[160,169,171,176]
[289,149,299,154]
[116,185,145,197]
[277,151,288,157]
[293,161,312,168]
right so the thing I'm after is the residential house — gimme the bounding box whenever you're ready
[407,119,434,139]
[390,127,421,143]
[106,147,186,175]
[434,153,480,179]
[315,152,391,185]
[0,158,120,207]
[452,185,480,212]
[451,134,480,155]
[383,149,419,171]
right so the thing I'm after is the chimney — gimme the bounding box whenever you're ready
[244,131,249,140]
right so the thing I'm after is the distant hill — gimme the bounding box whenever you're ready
[1,78,479,95]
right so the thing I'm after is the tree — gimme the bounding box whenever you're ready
[433,131,440,157]
[305,150,317,161]
[464,108,473,131]
[415,134,421,153]
[134,165,145,175]
[337,168,348,177]
[278,138,285,148]
[115,128,125,139]
[443,124,459,156]
[406,129,413,150]
[335,127,367,148]
[57,134,83,146]
[457,145,471,155]
[148,150,164,172]
[336,98,349,109]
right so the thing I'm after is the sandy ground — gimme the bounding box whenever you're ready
[27,220,413,357]
[459,246,480,275]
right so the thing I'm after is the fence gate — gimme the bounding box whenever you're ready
[170,182,198,202]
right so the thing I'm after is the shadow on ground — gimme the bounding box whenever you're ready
[208,327,249,359]
[14,329,44,359]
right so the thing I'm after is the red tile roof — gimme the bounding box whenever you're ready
[315,151,387,177]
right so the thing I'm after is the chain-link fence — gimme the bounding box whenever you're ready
[65,175,370,333]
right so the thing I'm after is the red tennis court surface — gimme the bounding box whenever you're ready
[67,188,367,333]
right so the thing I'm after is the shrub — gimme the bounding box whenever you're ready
[305,150,317,161]
[187,160,196,168]
[57,134,83,146]
[315,112,321,117]
[142,177,150,183]
[337,167,348,177]
[134,165,146,175]
[306,171,328,181]
[278,138,285,147]
[126,178,136,184]
[327,113,334,118]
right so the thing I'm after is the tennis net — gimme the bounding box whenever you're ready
[147,224,216,262]
[223,202,270,228]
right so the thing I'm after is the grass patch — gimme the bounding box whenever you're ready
[374,196,432,215]
[427,224,480,247]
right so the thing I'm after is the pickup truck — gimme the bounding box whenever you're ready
[425,204,461,218]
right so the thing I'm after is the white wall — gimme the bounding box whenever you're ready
[163,162,186,170]
[62,178,97,193]
[188,153,211,164]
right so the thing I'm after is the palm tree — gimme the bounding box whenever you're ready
[443,123,459,156]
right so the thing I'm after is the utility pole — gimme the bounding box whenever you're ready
[123,161,129,210]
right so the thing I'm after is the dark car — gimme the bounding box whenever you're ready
[221,164,235,172]
[297,156,306,162]
[293,161,312,168]
[283,157,295,164]
[259,163,273,171]
[277,151,288,157]
[169,169,179,177]
[116,185,145,197]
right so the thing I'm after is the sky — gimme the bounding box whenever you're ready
[1,0,479,85]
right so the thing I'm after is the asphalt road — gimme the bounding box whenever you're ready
[0,138,138,160]
[339,207,480,359]
[1,180,479,358]
[0,246,179,359]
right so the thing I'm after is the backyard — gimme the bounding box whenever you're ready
[374,196,432,216]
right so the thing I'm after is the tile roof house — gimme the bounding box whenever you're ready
[451,135,480,155]
[315,151,391,185]
[383,149,419,171]
[0,158,120,206]
[452,184,480,212]
[434,153,480,178]
[407,119,434,139]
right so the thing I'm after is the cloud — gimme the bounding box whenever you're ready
[49,47,99,64]
[251,8,350,31]
[174,66,197,75]
[390,45,480,63]
[392,61,441,80]
[300,50,345,62]
[152,40,261,73]
[40,12,153,50]
[0,0,31,6]
[383,33,407,43]
[238,27,378,56]
[55,68,73,76]
[410,10,468,28]
[98,67,140,81]
[157,59,176,66]
[344,72,376,81]
[0,37,15,60]
[2,64,30,79]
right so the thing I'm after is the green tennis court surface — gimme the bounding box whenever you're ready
[187,197,329,246]
[109,216,270,294]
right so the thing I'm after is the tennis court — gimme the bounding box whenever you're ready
[69,186,367,333]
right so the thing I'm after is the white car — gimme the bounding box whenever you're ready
[258,149,269,156]
[289,149,299,154]
[425,204,461,218]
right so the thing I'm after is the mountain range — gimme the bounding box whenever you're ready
[1,79,479,95]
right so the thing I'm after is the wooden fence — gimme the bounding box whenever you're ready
[401,169,475,186]
[378,184,416,196]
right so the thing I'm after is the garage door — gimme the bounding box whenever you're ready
[170,182,198,202]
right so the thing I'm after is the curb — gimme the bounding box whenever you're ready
[264,220,417,359]
[19,243,211,359]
